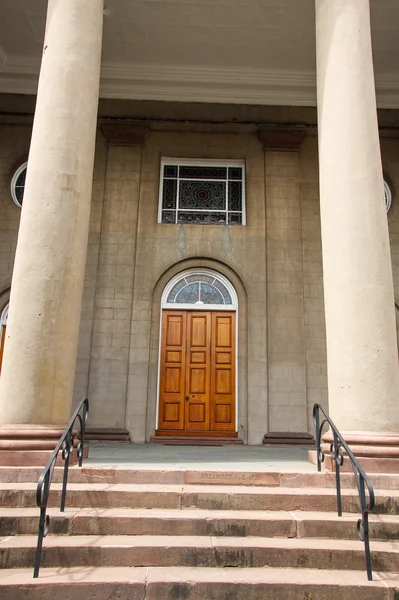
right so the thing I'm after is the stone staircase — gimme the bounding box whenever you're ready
[0,465,399,599]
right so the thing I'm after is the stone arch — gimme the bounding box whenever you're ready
[144,257,248,442]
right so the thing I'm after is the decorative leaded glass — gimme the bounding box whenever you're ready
[11,164,27,208]
[385,180,393,213]
[213,279,232,304]
[200,283,224,304]
[162,211,175,224]
[162,179,177,210]
[179,181,225,210]
[228,167,242,180]
[175,282,200,304]
[177,212,227,224]
[179,166,227,180]
[229,213,242,225]
[166,274,233,305]
[160,161,244,225]
[186,274,215,284]
[228,181,242,212]
[164,165,178,178]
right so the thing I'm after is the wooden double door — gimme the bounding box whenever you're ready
[157,310,236,436]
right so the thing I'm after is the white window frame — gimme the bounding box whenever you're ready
[161,268,238,311]
[10,161,27,208]
[1,304,8,325]
[385,180,393,213]
[158,157,246,225]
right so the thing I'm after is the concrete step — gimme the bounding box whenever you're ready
[1,465,399,489]
[0,566,396,600]
[0,482,396,513]
[1,534,399,571]
[1,507,399,541]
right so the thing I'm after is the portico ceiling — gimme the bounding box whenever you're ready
[0,0,398,107]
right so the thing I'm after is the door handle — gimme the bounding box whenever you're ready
[185,395,190,402]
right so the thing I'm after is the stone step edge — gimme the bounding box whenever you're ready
[2,467,399,489]
[0,566,396,589]
[1,506,399,522]
[1,481,396,495]
[2,534,398,553]
[1,508,398,542]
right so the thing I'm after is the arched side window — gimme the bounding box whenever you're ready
[0,303,8,374]
[385,180,393,213]
[162,270,238,310]
[10,162,27,208]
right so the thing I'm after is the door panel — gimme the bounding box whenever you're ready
[158,310,235,434]
[211,313,235,431]
[158,312,186,430]
[185,312,211,430]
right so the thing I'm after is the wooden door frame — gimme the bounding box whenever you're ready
[156,307,238,434]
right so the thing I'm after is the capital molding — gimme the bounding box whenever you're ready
[101,124,150,147]
[258,128,307,152]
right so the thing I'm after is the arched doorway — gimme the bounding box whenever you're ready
[156,269,238,439]
[0,303,8,374]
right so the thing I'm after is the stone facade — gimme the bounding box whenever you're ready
[1,107,399,444]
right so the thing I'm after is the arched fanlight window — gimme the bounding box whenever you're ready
[162,270,237,309]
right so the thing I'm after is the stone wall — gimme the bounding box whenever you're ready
[1,115,399,443]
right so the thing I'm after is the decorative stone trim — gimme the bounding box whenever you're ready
[258,128,307,152]
[101,124,150,147]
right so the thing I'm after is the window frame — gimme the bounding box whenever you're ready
[158,157,246,226]
[385,179,393,213]
[161,269,238,311]
[10,161,27,208]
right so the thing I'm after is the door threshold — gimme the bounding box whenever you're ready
[150,435,243,446]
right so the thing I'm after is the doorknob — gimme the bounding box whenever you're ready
[185,395,190,402]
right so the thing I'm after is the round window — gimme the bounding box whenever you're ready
[385,180,393,213]
[10,162,27,208]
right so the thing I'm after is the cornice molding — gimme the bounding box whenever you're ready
[0,51,399,109]
[258,128,307,152]
[101,124,150,146]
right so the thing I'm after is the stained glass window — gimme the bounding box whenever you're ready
[10,162,27,208]
[166,274,233,305]
[159,160,245,225]
[385,180,393,213]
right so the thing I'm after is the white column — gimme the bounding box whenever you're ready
[0,0,104,427]
[315,0,399,448]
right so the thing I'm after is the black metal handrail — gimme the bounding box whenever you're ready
[33,397,89,578]
[313,403,375,581]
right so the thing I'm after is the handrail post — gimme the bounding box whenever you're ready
[313,403,375,582]
[358,477,373,581]
[332,430,342,517]
[315,406,321,472]
[33,398,89,579]
[60,428,72,513]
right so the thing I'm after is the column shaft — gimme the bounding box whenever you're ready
[315,0,399,439]
[0,0,104,427]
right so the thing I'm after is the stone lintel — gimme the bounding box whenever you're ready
[101,124,150,147]
[258,128,307,152]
